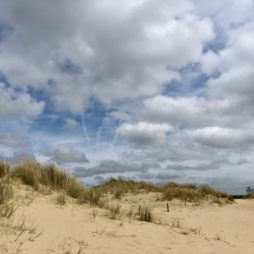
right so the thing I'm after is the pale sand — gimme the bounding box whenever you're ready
[1,185,254,254]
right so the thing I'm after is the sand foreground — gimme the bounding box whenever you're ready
[1,184,254,254]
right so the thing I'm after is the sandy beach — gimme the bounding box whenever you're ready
[1,181,254,254]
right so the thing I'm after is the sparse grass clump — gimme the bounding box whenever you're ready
[0,180,13,205]
[0,179,17,218]
[78,189,102,206]
[171,218,181,228]
[107,204,121,220]
[0,161,11,178]
[56,191,66,206]
[138,206,153,222]
[113,189,123,199]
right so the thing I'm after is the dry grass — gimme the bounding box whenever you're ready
[13,161,42,190]
[97,178,161,194]
[12,160,103,207]
[162,184,230,205]
[78,189,103,207]
[0,179,17,219]
[106,204,121,220]
[0,180,13,205]
[56,191,66,206]
[96,178,231,205]
[113,189,123,199]
[2,160,232,210]
[0,161,11,178]
[138,206,153,222]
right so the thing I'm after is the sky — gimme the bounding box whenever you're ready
[0,0,254,194]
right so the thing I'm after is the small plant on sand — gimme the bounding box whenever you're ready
[0,161,11,178]
[171,218,181,228]
[127,207,134,220]
[0,180,13,205]
[107,204,121,220]
[138,206,153,222]
[0,180,17,218]
[78,189,102,206]
[56,191,66,206]
[92,207,98,218]
[0,201,18,218]
[113,189,123,199]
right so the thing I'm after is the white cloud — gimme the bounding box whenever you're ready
[186,127,254,148]
[0,0,214,113]
[116,121,173,145]
[64,118,79,128]
[0,83,44,119]
[142,95,233,127]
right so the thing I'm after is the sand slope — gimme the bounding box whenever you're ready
[1,186,254,254]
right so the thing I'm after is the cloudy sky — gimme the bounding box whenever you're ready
[0,0,254,194]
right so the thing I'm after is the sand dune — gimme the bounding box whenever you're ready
[1,182,254,254]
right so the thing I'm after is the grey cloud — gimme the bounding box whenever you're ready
[0,133,29,148]
[43,145,89,164]
[166,157,231,171]
[73,160,160,178]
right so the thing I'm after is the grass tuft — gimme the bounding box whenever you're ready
[78,189,102,206]
[107,204,121,220]
[0,161,11,178]
[56,191,66,206]
[13,161,42,190]
[0,180,13,205]
[138,206,153,222]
